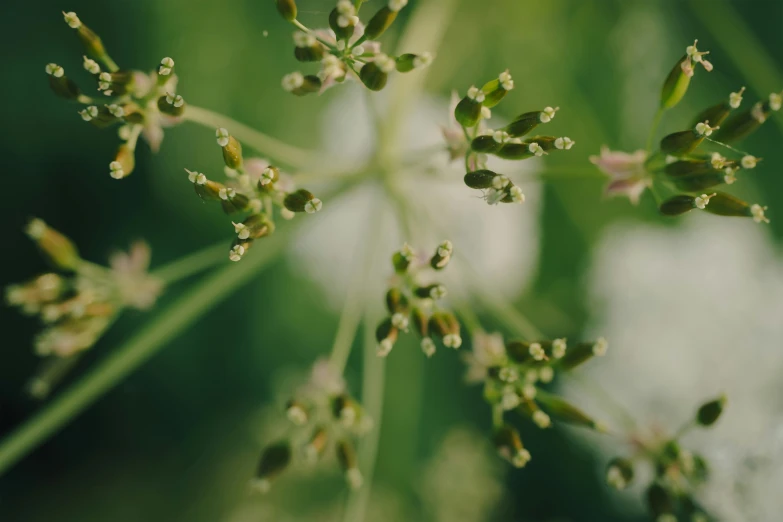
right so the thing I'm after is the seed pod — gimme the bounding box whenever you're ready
[71,20,109,62]
[25,219,81,271]
[364,6,397,40]
[494,142,545,161]
[692,88,744,128]
[282,72,322,96]
[359,62,388,91]
[713,100,774,143]
[336,440,363,489]
[305,425,328,461]
[660,122,716,156]
[429,242,451,270]
[395,53,432,73]
[218,188,250,214]
[659,195,696,216]
[464,169,502,189]
[696,395,726,426]
[700,192,750,218]
[284,189,322,213]
[428,311,461,348]
[392,252,410,274]
[454,87,485,128]
[411,307,428,338]
[375,317,398,357]
[414,283,447,300]
[481,70,514,108]
[471,135,503,154]
[385,288,409,315]
[493,425,531,468]
[332,394,361,425]
[109,144,135,180]
[661,55,691,109]
[605,457,634,490]
[646,483,674,517]
[672,173,724,191]
[505,341,535,364]
[157,94,185,117]
[255,441,292,489]
[221,135,243,170]
[275,0,297,21]
[236,214,274,240]
[329,8,355,40]
[293,33,323,62]
[536,392,604,431]
[503,108,556,137]
[663,159,718,178]
[46,66,81,100]
[559,340,605,369]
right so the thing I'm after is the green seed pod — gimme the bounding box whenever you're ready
[660,129,704,156]
[47,71,81,100]
[696,395,726,426]
[464,169,501,189]
[495,142,542,160]
[691,89,744,128]
[411,307,428,337]
[219,135,243,170]
[275,0,297,21]
[428,311,461,349]
[536,392,604,431]
[395,53,432,73]
[701,192,750,218]
[332,394,360,423]
[713,101,773,143]
[559,341,604,369]
[455,88,484,127]
[256,441,292,484]
[605,457,635,490]
[503,108,556,137]
[336,439,363,488]
[646,483,674,517]
[305,426,328,460]
[664,159,715,178]
[471,135,503,154]
[661,55,691,109]
[659,195,697,216]
[376,317,398,356]
[294,45,324,62]
[359,62,389,91]
[430,241,452,270]
[505,340,534,364]
[385,288,409,315]
[672,173,724,192]
[25,219,81,271]
[329,8,355,40]
[493,425,531,468]
[414,283,447,300]
[284,189,322,213]
[76,23,108,61]
[157,94,185,117]
[481,70,514,108]
[237,214,274,240]
[392,251,410,274]
[364,6,397,40]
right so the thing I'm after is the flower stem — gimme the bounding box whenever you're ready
[183,105,315,169]
[0,234,286,477]
[151,241,229,285]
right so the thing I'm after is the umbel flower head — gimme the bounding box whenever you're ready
[591,40,777,223]
[5,219,162,397]
[47,12,187,178]
[464,331,608,468]
[185,128,323,262]
[455,70,575,205]
[375,241,462,358]
[252,359,372,493]
[276,0,432,94]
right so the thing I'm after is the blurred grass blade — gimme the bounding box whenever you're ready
[0,234,285,477]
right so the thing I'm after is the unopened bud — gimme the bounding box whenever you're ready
[661,55,692,109]
[275,0,297,21]
[285,399,309,425]
[110,144,135,180]
[606,457,634,490]
[696,395,726,426]
[25,219,81,271]
[536,392,605,431]
[46,65,81,100]
[282,72,322,95]
[360,54,395,91]
[493,425,531,468]
[396,52,432,73]
[284,189,322,213]
[254,441,292,492]
[217,130,243,170]
[481,70,514,108]
[375,317,398,357]
[364,6,398,40]
[455,87,485,128]
[385,287,409,315]
[336,440,363,489]
[428,311,461,348]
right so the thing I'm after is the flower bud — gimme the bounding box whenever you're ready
[218,130,243,170]
[395,52,432,73]
[696,395,726,426]
[157,93,185,117]
[660,121,717,156]
[503,108,557,137]
[293,32,324,62]
[559,339,607,369]
[455,87,485,128]
[285,399,309,425]
[275,0,297,21]
[235,214,274,240]
[660,55,692,109]
[109,144,135,180]
[713,94,781,143]
[25,219,81,271]
[659,195,697,216]
[254,441,292,492]
[701,192,768,223]
[385,288,409,315]
[537,392,604,431]
[692,87,744,128]
[360,54,396,91]
[219,188,251,214]
[332,394,361,425]
[305,426,328,461]
[46,64,81,100]
[464,169,505,189]
[646,483,674,518]
[364,6,398,40]
[375,317,398,357]
[481,70,514,108]
[671,173,724,192]
[329,7,356,41]
[63,13,109,62]
[282,72,322,96]
[336,440,363,489]
[411,307,428,338]
[414,283,447,300]
[495,142,545,161]
[258,166,280,192]
[428,311,461,348]
[469,134,502,154]
[505,341,537,364]
[284,189,322,213]
[606,457,634,490]
[493,425,531,468]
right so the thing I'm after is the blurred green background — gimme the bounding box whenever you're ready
[1,0,781,520]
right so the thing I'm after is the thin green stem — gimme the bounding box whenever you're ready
[646,107,665,154]
[292,19,336,50]
[704,137,751,158]
[0,235,286,477]
[151,241,228,285]
[183,105,315,169]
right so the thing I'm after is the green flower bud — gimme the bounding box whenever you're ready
[395,52,432,73]
[646,483,674,517]
[493,425,531,468]
[45,64,81,100]
[282,72,322,96]
[385,288,409,315]
[364,6,397,40]
[606,457,634,490]
[284,189,323,213]
[235,214,274,240]
[659,195,697,216]
[505,340,537,364]
[375,317,398,357]
[481,70,514,108]
[329,8,355,41]
[503,107,557,137]
[430,241,452,270]
[428,311,461,349]
[411,307,428,337]
[692,87,744,128]
[285,398,309,425]
[455,87,485,128]
[157,93,186,117]
[254,441,292,491]
[275,0,297,21]
[109,143,136,180]
[414,283,447,300]
[702,192,769,223]
[471,134,503,154]
[219,187,250,214]
[392,252,410,274]
[495,141,546,160]
[713,94,780,143]
[559,339,607,369]
[661,55,692,109]
[293,31,324,62]
[360,54,396,91]
[216,129,243,170]
[336,440,363,489]
[536,392,605,431]
[696,395,726,426]
[25,219,81,271]
[464,169,504,189]
[660,121,718,156]
[332,394,361,424]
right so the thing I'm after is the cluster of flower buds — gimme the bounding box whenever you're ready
[47,12,187,178]
[592,40,778,222]
[186,128,323,262]
[375,241,461,358]
[605,396,727,522]
[464,331,608,468]
[252,360,371,493]
[453,70,575,205]
[275,0,432,94]
[5,219,162,397]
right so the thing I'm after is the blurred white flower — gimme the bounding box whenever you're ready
[564,216,783,520]
[290,86,542,310]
